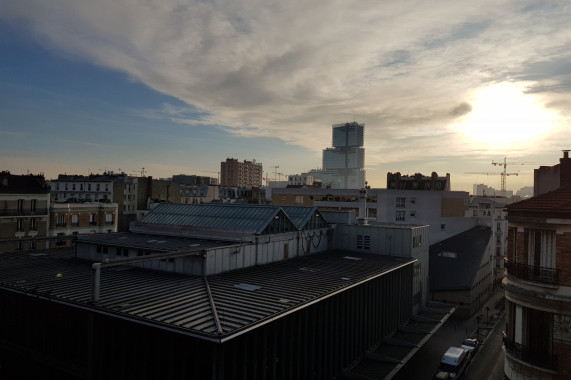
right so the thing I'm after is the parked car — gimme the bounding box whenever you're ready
[439,346,470,379]
[461,338,480,354]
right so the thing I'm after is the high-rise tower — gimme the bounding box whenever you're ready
[312,122,365,189]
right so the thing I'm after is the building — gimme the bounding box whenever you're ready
[49,202,118,246]
[0,202,422,379]
[473,183,513,198]
[503,185,571,380]
[309,122,366,189]
[387,172,450,191]
[468,197,508,285]
[0,171,50,253]
[50,172,139,231]
[429,226,494,319]
[179,184,219,204]
[534,150,571,196]
[171,174,217,186]
[220,158,263,187]
[272,186,478,245]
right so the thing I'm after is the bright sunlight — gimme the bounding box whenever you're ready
[453,82,558,148]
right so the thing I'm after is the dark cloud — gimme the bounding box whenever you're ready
[451,102,472,117]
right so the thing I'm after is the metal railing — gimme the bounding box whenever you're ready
[503,334,557,370]
[0,208,49,216]
[504,258,559,285]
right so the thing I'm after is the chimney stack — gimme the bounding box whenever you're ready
[561,150,571,187]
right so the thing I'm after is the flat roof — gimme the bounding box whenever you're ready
[0,248,415,343]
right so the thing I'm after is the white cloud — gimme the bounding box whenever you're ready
[2,0,571,183]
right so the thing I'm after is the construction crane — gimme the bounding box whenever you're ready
[467,157,554,193]
[491,157,554,192]
[465,171,519,193]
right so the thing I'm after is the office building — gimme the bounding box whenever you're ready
[310,122,365,189]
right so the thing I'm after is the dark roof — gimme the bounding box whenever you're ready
[0,248,414,342]
[77,232,235,251]
[507,185,571,218]
[0,172,49,194]
[429,226,492,291]
[136,203,296,235]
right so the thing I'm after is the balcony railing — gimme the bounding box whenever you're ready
[0,208,49,216]
[503,334,557,370]
[504,259,559,285]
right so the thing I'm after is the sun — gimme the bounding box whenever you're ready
[453,82,558,148]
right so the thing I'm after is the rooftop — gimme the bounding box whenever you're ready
[0,248,414,343]
[507,185,571,218]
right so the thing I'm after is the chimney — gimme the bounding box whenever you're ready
[561,150,571,187]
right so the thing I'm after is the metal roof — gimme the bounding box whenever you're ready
[429,226,492,291]
[139,203,291,235]
[281,206,324,230]
[77,232,235,252]
[0,248,414,343]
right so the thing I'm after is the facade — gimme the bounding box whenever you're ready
[334,223,429,314]
[49,202,118,246]
[180,184,219,204]
[137,177,181,205]
[0,171,50,253]
[50,172,139,231]
[310,122,365,189]
[503,185,571,380]
[534,150,571,196]
[271,186,478,245]
[429,226,494,319]
[171,174,217,186]
[468,197,508,285]
[220,158,263,187]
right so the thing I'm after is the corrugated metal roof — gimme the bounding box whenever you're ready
[77,232,234,251]
[139,203,287,234]
[0,248,414,342]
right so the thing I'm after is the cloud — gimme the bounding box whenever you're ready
[2,0,571,169]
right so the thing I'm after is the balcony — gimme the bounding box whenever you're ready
[503,335,557,370]
[504,259,559,285]
[0,208,49,216]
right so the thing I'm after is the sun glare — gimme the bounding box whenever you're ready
[454,82,558,148]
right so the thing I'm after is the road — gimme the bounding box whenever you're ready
[393,293,505,380]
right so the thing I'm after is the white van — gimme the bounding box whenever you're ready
[438,346,470,379]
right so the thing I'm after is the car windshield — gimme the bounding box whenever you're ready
[463,340,476,347]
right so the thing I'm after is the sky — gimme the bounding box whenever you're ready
[1,1,570,193]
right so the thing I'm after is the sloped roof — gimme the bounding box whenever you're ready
[429,226,492,291]
[281,206,325,230]
[137,203,293,235]
[507,185,571,218]
[0,248,414,343]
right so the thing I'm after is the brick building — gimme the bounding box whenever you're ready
[504,185,571,380]
[0,171,50,253]
[220,158,263,187]
[49,202,118,246]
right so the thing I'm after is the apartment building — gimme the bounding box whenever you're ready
[220,158,263,187]
[0,171,50,252]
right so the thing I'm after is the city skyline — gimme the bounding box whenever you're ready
[1,1,571,192]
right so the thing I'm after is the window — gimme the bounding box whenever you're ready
[96,184,100,191]
[90,213,96,225]
[364,236,370,250]
[29,241,36,250]
[56,183,60,190]
[528,229,556,269]
[30,199,36,212]
[295,195,303,205]
[17,199,24,212]
[357,235,363,249]
[16,241,23,251]
[17,219,23,231]
[72,231,79,236]
[441,224,446,230]
[57,215,66,227]
[72,214,79,227]
[396,210,405,221]
[88,184,91,191]
[410,211,416,217]
[72,184,76,190]
[30,218,37,231]
[410,198,416,204]
[413,235,422,247]
[396,197,406,208]
[105,214,113,225]
[80,184,83,191]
